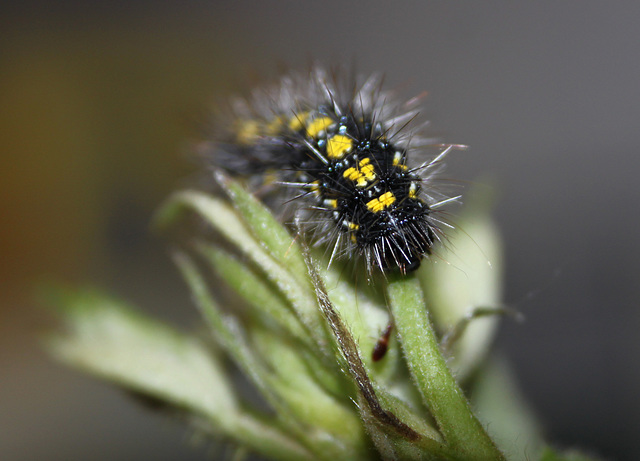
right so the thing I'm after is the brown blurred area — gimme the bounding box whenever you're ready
[2,2,640,460]
[0,4,238,296]
[0,4,242,460]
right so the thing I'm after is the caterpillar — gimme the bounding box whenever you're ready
[199,67,458,275]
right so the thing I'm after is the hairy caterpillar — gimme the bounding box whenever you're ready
[199,67,459,275]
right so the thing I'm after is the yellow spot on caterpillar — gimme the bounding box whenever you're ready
[351,234,357,243]
[342,220,359,230]
[236,119,261,145]
[343,157,377,187]
[326,134,353,159]
[393,152,408,170]
[306,116,333,138]
[409,182,418,199]
[367,191,396,213]
[310,180,321,196]
[360,159,376,182]
[266,116,285,135]
[324,198,338,209]
[343,167,358,181]
[289,111,309,131]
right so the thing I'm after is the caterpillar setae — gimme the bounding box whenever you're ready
[199,67,460,275]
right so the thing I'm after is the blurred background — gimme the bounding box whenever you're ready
[2,2,639,460]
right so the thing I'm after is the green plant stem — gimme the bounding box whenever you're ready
[387,274,505,461]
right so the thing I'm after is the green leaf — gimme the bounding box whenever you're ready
[196,243,311,346]
[471,356,543,460]
[157,190,331,353]
[249,326,370,460]
[539,446,604,461]
[174,252,351,460]
[45,288,238,422]
[418,207,503,379]
[44,288,313,460]
[214,170,309,284]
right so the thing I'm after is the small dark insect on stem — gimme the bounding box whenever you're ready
[372,321,394,362]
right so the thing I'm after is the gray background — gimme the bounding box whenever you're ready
[2,2,638,460]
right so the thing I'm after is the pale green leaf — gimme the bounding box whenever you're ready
[45,289,237,426]
[419,206,503,379]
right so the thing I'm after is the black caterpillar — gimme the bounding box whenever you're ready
[200,67,457,274]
